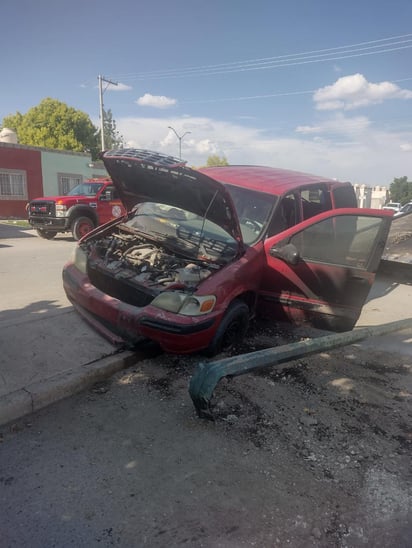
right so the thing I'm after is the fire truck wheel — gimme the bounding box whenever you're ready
[36,229,57,240]
[72,216,95,241]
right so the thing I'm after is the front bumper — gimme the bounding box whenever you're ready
[29,217,70,231]
[62,263,220,354]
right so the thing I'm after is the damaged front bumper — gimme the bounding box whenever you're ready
[62,264,220,354]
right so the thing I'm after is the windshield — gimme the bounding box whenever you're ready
[125,202,239,264]
[68,183,104,196]
[224,184,277,244]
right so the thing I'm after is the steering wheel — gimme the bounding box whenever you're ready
[241,218,262,233]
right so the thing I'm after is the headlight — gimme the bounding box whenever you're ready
[151,292,216,316]
[71,245,88,274]
[55,204,67,217]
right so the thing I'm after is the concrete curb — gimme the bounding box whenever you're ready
[0,351,138,427]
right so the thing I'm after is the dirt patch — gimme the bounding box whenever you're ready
[384,214,412,263]
[111,320,412,545]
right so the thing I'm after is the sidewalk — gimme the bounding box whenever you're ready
[0,222,140,426]
[0,308,137,426]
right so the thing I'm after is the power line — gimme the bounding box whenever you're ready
[179,77,412,105]
[112,33,412,81]
[114,33,412,78]
[127,44,412,80]
[181,89,316,104]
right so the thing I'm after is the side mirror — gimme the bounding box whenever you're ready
[100,190,113,201]
[269,243,300,265]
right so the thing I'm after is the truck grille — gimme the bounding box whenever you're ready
[87,264,155,308]
[29,201,56,216]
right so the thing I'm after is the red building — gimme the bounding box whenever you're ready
[0,141,107,218]
[0,144,43,217]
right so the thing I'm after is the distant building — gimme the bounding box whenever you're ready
[352,184,389,209]
[0,141,107,218]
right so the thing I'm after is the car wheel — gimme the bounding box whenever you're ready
[72,216,95,240]
[36,229,57,240]
[205,300,249,357]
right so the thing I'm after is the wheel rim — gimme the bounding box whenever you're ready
[78,221,93,237]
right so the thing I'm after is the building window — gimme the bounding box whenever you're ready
[58,173,82,195]
[0,170,28,200]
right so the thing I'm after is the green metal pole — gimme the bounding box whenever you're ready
[189,318,412,419]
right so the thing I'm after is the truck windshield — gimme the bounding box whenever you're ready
[68,183,104,196]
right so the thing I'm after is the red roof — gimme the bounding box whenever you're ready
[199,165,345,195]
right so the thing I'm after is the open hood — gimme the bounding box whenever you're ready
[102,148,243,244]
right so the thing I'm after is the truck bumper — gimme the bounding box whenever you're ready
[29,217,70,231]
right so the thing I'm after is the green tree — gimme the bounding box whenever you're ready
[389,176,412,204]
[1,98,100,159]
[206,154,229,167]
[99,108,125,150]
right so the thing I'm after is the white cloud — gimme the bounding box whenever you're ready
[295,124,323,135]
[400,143,412,152]
[314,74,412,111]
[296,114,371,136]
[116,115,412,185]
[136,93,177,108]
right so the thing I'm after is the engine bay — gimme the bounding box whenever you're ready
[84,225,219,291]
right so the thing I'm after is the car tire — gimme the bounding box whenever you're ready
[72,216,95,241]
[36,229,57,240]
[205,299,249,357]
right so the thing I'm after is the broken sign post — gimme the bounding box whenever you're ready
[189,318,412,420]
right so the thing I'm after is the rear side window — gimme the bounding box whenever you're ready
[300,186,332,220]
[332,186,357,208]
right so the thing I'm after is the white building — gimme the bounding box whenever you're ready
[353,184,389,209]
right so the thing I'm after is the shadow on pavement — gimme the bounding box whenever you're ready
[0,223,75,242]
[366,267,412,305]
[0,223,35,239]
[0,299,71,325]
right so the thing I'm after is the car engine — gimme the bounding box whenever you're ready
[85,228,216,291]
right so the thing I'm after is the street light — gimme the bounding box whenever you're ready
[168,126,191,159]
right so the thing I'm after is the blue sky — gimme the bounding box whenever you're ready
[2,0,412,185]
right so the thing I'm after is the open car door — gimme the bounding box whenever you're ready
[260,208,393,331]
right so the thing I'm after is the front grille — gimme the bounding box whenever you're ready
[88,264,156,307]
[29,200,56,217]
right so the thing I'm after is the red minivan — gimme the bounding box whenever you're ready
[63,149,393,355]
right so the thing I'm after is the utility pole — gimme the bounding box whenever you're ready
[98,75,118,151]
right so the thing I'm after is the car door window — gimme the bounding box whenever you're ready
[267,186,332,237]
[267,193,299,235]
[300,186,332,220]
[289,214,385,270]
[332,185,358,208]
[100,186,120,200]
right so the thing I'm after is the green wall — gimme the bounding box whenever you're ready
[41,150,108,196]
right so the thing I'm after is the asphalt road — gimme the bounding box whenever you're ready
[0,223,74,317]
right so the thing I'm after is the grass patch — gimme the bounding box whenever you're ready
[0,219,31,228]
